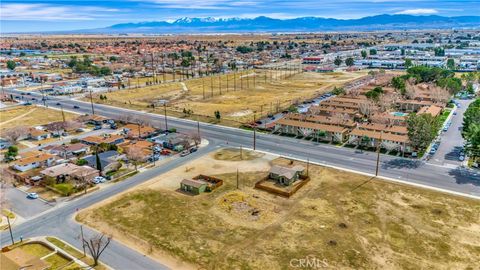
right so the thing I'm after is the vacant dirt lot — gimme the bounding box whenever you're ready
[92,70,369,125]
[0,106,76,132]
[77,148,480,270]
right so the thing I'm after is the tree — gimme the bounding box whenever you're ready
[5,146,18,159]
[369,49,377,55]
[6,60,16,70]
[446,58,455,70]
[406,113,441,151]
[345,57,354,67]
[82,233,112,266]
[361,50,367,59]
[76,159,88,166]
[125,147,144,171]
[334,56,342,67]
[332,86,345,95]
[391,76,406,95]
[365,86,384,101]
[2,126,28,144]
[404,58,413,68]
[95,151,102,171]
[214,110,221,120]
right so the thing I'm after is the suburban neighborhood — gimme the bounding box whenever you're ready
[1,3,480,270]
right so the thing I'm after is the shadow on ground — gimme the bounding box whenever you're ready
[381,158,422,170]
[448,167,480,186]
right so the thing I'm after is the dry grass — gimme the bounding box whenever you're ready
[77,149,480,269]
[92,70,368,124]
[0,106,76,132]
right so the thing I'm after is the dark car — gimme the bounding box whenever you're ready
[73,105,80,109]
[93,125,102,130]
[56,102,61,106]
[189,147,198,153]
[31,98,36,100]
[26,92,31,95]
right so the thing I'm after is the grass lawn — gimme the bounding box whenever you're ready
[77,149,480,269]
[18,243,53,258]
[0,106,77,132]
[90,70,369,125]
[46,237,107,270]
[44,253,72,269]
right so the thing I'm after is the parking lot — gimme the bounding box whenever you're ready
[428,99,472,167]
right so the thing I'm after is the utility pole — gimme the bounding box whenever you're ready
[233,71,237,91]
[60,105,66,123]
[89,89,95,115]
[202,77,205,99]
[197,120,200,137]
[240,145,243,160]
[164,103,168,131]
[7,216,14,245]
[210,76,214,97]
[80,225,86,256]
[375,131,383,177]
[253,113,256,150]
[226,73,229,92]
[218,74,221,95]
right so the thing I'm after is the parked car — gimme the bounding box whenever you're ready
[110,124,118,129]
[189,147,198,153]
[429,148,437,155]
[26,92,31,95]
[26,192,39,199]
[180,150,190,157]
[92,176,106,184]
[160,149,171,155]
[93,125,102,130]
[458,155,465,161]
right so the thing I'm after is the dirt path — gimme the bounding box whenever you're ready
[0,108,37,126]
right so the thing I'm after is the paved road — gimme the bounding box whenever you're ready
[4,187,53,219]
[1,141,219,270]
[429,99,472,167]
[2,88,480,270]
[6,88,480,197]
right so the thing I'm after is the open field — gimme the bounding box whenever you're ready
[77,148,480,270]
[91,70,369,125]
[0,105,77,132]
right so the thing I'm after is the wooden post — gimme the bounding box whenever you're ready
[240,145,243,160]
[236,168,239,189]
[89,90,95,115]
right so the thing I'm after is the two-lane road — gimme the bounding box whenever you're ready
[6,88,480,197]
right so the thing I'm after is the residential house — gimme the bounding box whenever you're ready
[81,134,124,146]
[13,153,56,172]
[0,138,12,150]
[83,150,123,174]
[122,124,158,139]
[41,163,99,183]
[28,128,49,141]
[119,140,154,160]
[43,143,90,158]
[269,165,305,186]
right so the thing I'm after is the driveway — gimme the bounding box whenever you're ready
[429,99,472,167]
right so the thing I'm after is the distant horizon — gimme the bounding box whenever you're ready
[2,14,480,34]
[2,0,480,32]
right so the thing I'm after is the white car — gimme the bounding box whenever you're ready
[27,192,39,199]
[92,176,106,184]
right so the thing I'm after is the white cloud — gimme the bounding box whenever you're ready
[395,8,438,15]
[1,3,119,21]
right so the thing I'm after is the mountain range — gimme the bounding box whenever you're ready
[70,15,480,33]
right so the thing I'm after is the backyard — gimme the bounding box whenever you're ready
[0,106,76,132]
[77,148,480,270]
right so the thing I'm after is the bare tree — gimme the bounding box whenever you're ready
[190,132,201,147]
[64,120,84,131]
[2,126,28,144]
[125,147,145,171]
[378,93,394,112]
[430,86,450,104]
[82,233,112,266]
[358,100,377,118]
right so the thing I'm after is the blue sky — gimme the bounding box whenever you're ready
[1,0,479,32]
